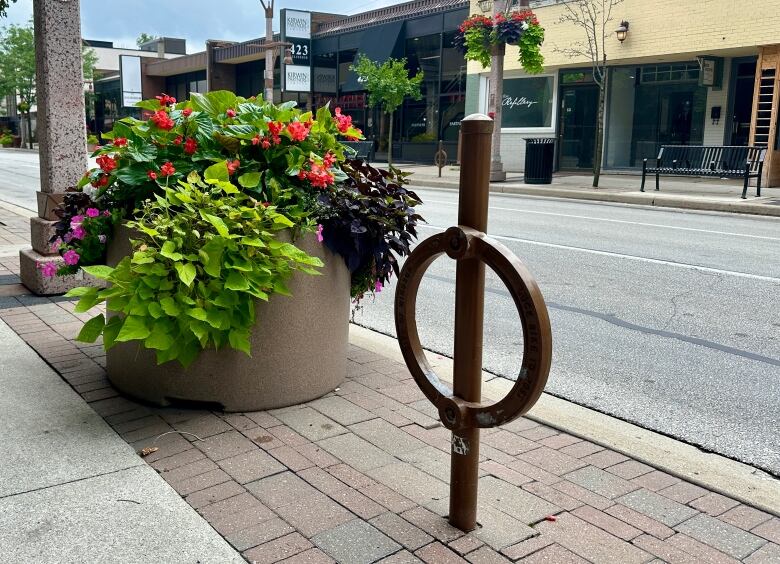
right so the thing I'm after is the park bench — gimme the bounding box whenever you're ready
[341,140,373,163]
[641,145,766,199]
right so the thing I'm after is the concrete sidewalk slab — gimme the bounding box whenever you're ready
[0,318,242,563]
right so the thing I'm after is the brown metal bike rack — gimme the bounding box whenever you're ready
[394,114,553,532]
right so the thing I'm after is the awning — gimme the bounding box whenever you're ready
[340,20,405,93]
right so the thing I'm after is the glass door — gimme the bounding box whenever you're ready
[729,59,757,146]
[558,84,599,169]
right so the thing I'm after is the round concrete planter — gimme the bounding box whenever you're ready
[105,227,350,412]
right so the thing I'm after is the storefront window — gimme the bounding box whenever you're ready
[501,76,554,128]
[441,32,466,94]
[166,70,207,101]
[606,64,706,168]
[338,49,358,92]
[405,34,440,142]
[439,93,464,142]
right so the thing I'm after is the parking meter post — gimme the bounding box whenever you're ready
[449,114,493,532]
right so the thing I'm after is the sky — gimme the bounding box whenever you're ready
[2,0,400,52]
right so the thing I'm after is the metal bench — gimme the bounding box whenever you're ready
[341,140,373,163]
[641,145,766,199]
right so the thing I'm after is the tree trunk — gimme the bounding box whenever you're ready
[25,111,33,150]
[388,110,394,167]
[592,78,606,188]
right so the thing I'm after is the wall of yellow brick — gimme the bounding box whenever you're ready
[467,0,780,74]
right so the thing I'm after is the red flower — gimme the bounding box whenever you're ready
[268,121,283,137]
[91,173,109,188]
[306,162,335,189]
[334,107,353,133]
[182,108,192,117]
[227,159,240,175]
[286,121,310,142]
[323,152,336,168]
[113,137,127,147]
[184,137,198,155]
[150,109,175,130]
[252,134,261,145]
[173,135,183,145]
[261,138,271,149]
[160,161,176,177]
[147,170,158,181]
[226,108,236,118]
[156,93,177,106]
[488,111,496,119]
[96,154,117,173]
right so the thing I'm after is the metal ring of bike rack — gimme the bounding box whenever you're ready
[394,226,553,432]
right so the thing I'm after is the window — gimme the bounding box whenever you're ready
[641,63,699,84]
[165,70,207,100]
[501,76,554,128]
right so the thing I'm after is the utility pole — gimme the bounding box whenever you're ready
[486,0,529,182]
[260,0,275,103]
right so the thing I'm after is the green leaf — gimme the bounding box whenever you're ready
[148,302,164,319]
[127,142,158,163]
[135,99,162,111]
[144,321,175,351]
[76,314,105,343]
[102,316,123,350]
[204,161,229,182]
[82,265,114,280]
[66,286,98,298]
[237,172,261,189]
[203,213,229,237]
[225,271,249,291]
[115,315,151,342]
[199,238,224,278]
[187,307,208,321]
[160,240,183,261]
[229,328,251,355]
[160,296,181,316]
[175,262,197,287]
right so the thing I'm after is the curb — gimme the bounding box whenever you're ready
[408,176,780,217]
[348,324,780,517]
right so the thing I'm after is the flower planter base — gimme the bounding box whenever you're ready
[105,231,350,412]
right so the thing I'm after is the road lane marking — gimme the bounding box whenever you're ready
[421,198,780,241]
[420,224,780,283]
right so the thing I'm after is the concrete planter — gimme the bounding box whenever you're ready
[105,226,350,412]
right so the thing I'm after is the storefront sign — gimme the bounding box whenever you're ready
[501,76,553,128]
[698,56,723,88]
[281,9,312,92]
[284,66,312,92]
[313,67,337,93]
[119,55,142,108]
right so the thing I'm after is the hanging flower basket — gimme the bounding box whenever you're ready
[454,10,545,74]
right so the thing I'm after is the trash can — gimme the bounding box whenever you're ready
[524,138,555,184]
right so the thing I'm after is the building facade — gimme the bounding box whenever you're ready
[136,1,468,163]
[466,0,780,185]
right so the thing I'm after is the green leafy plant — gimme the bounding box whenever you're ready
[454,11,545,74]
[87,133,100,146]
[0,132,11,146]
[68,175,322,367]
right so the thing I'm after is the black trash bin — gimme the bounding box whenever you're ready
[524,138,555,184]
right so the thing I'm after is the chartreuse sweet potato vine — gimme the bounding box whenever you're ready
[68,172,322,367]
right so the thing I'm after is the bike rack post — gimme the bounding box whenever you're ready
[394,114,553,532]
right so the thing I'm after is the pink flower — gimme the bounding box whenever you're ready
[316,224,324,243]
[286,121,310,142]
[50,238,62,252]
[37,261,59,278]
[71,226,86,240]
[86,208,100,218]
[62,249,80,266]
[374,279,383,293]
[102,210,111,217]
[70,214,84,227]
[226,108,236,118]
[63,233,73,243]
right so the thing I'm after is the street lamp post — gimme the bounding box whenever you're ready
[257,0,293,103]
[482,0,530,182]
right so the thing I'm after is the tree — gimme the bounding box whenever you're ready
[556,0,623,188]
[136,33,156,47]
[350,55,423,166]
[0,0,17,18]
[83,47,99,127]
[0,21,35,148]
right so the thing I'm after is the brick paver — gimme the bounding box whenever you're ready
[0,219,777,564]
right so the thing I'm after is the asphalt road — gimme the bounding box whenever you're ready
[354,186,780,477]
[1,149,778,475]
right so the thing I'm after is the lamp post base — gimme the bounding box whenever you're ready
[490,168,507,182]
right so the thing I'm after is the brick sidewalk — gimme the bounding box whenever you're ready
[1,212,779,563]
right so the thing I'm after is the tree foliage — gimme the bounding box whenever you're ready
[136,33,156,47]
[350,55,423,164]
[0,0,17,18]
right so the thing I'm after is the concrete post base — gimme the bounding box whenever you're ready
[490,169,507,182]
[19,248,89,295]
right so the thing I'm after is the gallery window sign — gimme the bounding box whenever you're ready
[281,9,312,92]
[119,55,143,108]
[313,67,337,94]
[500,76,554,128]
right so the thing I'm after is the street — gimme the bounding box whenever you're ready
[2,149,778,477]
[353,186,780,477]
